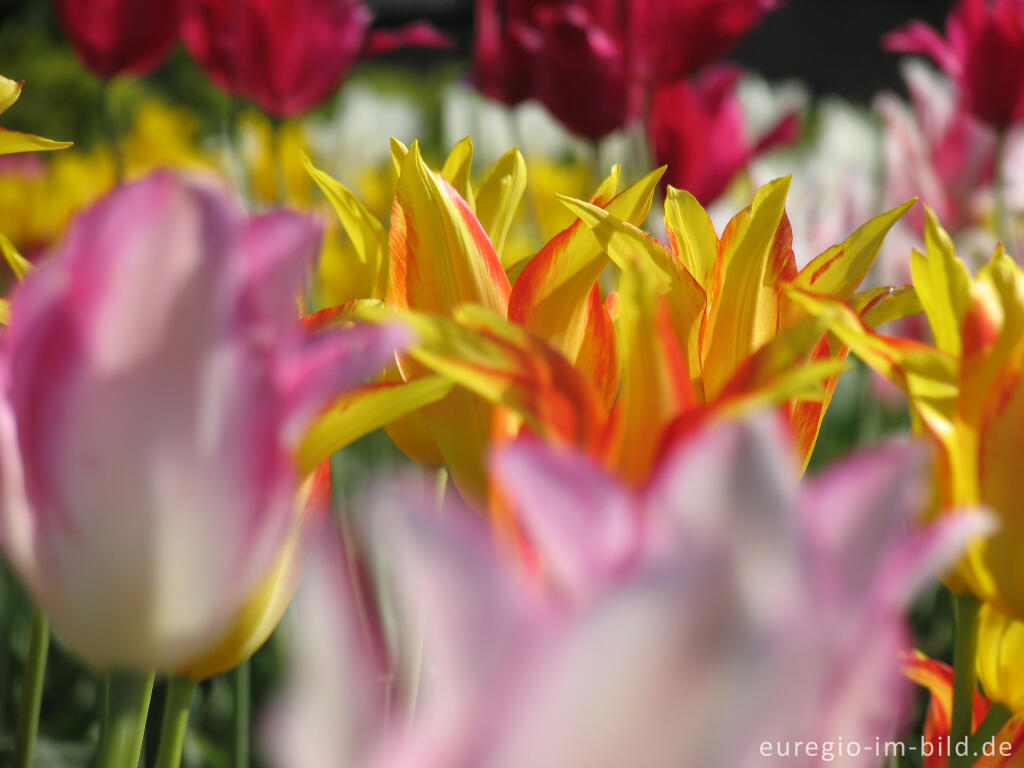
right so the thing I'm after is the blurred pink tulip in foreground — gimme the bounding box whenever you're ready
[267,414,989,768]
[0,172,406,672]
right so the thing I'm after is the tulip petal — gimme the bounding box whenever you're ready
[297,376,454,475]
[700,177,791,398]
[0,75,21,114]
[789,199,916,312]
[400,306,606,452]
[664,186,718,290]
[441,135,476,208]
[492,438,639,601]
[0,231,32,281]
[304,154,388,300]
[0,127,73,155]
[476,147,528,263]
[508,166,665,359]
[283,324,409,443]
[388,142,509,317]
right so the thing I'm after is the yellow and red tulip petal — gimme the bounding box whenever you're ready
[508,166,665,358]
[700,177,792,399]
[607,263,696,485]
[388,141,510,317]
[400,306,605,451]
[557,193,706,380]
[786,199,916,321]
[573,285,620,412]
[476,146,527,264]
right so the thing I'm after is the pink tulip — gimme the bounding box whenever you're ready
[651,66,800,205]
[0,171,405,672]
[884,0,1024,130]
[181,0,452,117]
[877,61,996,238]
[265,414,988,768]
[57,0,181,79]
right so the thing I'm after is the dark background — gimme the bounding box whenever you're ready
[0,0,957,102]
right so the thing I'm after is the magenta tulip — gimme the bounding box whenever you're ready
[651,67,799,204]
[885,0,1024,130]
[57,0,181,78]
[181,0,452,117]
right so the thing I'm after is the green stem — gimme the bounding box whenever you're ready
[233,660,250,768]
[13,608,49,768]
[154,677,196,768]
[950,593,982,768]
[96,671,155,768]
[994,128,1010,247]
[965,702,1013,766]
[102,82,124,185]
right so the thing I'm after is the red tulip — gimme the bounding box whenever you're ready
[650,67,799,205]
[472,0,778,140]
[181,0,452,117]
[57,0,181,78]
[884,0,1024,129]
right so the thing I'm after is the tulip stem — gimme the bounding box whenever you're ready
[232,660,250,768]
[102,83,124,185]
[13,608,49,768]
[97,671,155,768]
[994,129,1010,247]
[950,593,982,768]
[966,702,1013,766]
[154,677,196,768]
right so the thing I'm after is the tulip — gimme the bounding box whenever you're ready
[181,0,452,117]
[0,171,405,673]
[472,0,778,140]
[904,651,1024,767]
[304,139,917,513]
[650,65,800,205]
[884,0,1024,130]
[876,60,997,239]
[266,414,985,768]
[0,76,72,156]
[792,208,1024,622]
[57,0,181,78]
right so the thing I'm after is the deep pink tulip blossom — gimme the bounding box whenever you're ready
[0,172,405,672]
[181,0,453,117]
[57,0,182,78]
[651,66,800,205]
[884,0,1024,130]
[472,0,778,140]
[266,415,989,768]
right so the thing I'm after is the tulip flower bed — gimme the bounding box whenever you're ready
[5,1,1024,767]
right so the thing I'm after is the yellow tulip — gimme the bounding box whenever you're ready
[794,208,1024,619]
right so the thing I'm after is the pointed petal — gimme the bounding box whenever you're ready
[476,147,528,263]
[387,142,509,317]
[304,154,388,300]
[297,376,454,475]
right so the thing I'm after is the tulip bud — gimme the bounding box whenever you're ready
[0,171,405,673]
